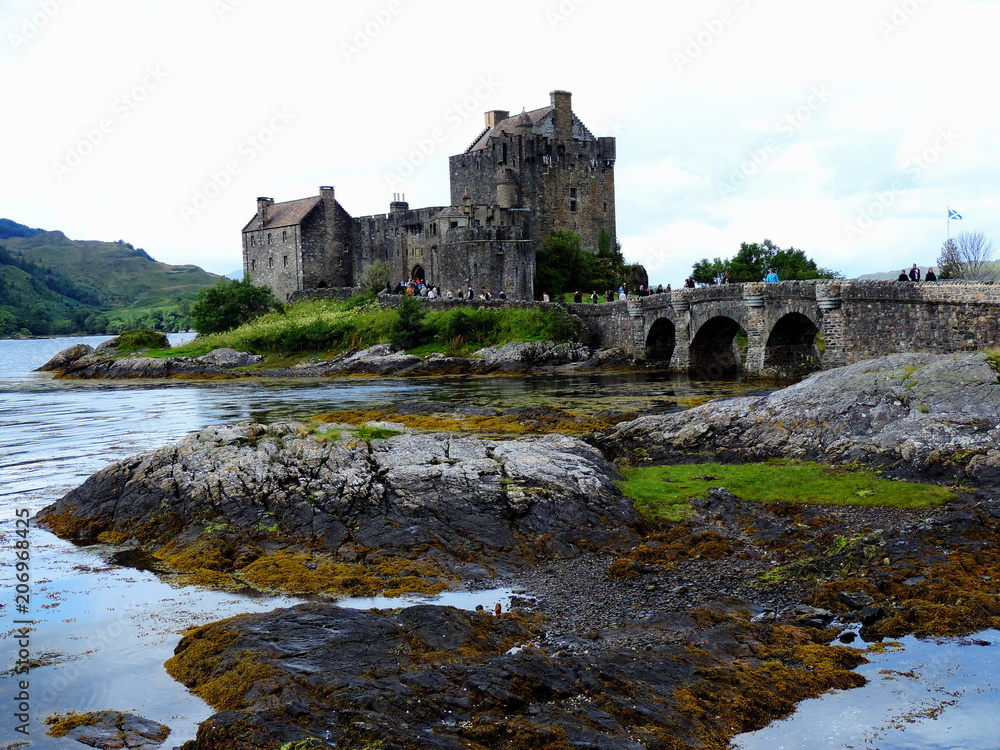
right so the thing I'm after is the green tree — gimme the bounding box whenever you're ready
[535,231,584,299]
[390,294,428,349]
[360,260,392,296]
[691,239,840,284]
[191,277,280,335]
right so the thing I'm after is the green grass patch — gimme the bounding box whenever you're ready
[154,295,582,359]
[354,425,401,441]
[621,460,956,522]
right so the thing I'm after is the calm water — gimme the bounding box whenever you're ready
[0,336,996,749]
[0,335,753,749]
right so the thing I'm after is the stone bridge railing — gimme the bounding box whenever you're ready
[570,280,1000,378]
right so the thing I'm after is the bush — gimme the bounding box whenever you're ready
[114,329,170,351]
[191,277,280,335]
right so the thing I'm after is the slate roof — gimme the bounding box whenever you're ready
[242,196,321,232]
[464,105,597,153]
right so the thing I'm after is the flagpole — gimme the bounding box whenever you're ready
[947,206,951,242]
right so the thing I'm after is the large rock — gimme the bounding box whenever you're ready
[473,341,592,373]
[195,348,265,367]
[601,352,1000,483]
[37,425,641,580]
[36,343,94,371]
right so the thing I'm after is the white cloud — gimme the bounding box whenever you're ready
[2,0,1000,278]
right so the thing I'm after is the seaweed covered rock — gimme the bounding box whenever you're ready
[601,352,1000,483]
[167,601,866,750]
[36,426,640,593]
[46,710,170,749]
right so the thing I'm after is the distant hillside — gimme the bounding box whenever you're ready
[0,218,46,239]
[0,225,221,336]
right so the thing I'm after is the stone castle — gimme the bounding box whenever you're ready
[242,90,616,301]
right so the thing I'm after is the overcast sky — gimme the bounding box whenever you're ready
[3,0,998,283]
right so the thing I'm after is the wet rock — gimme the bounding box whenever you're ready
[838,591,876,610]
[46,711,169,749]
[859,605,885,626]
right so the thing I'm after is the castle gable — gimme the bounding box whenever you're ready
[465,106,596,152]
[241,196,321,233]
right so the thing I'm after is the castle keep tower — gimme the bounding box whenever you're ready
[449,90,617,254]
[242,90,614,301]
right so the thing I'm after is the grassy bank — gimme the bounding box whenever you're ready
[621,460,956,522]
[156,295,582,359]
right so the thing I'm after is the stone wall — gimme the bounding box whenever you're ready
[570,280,1000,378]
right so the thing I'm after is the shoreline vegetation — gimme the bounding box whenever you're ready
[160,293,583,361]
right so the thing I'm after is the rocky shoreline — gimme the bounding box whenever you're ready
[34,351,1000,750]
[38,340,641,380]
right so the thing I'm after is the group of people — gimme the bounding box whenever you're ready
[388,279,509,301]
[551,284,674,304]
[897,264,937,282]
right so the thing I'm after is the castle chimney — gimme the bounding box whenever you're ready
[485,109,510,129]
[550,90,572,141]
[256,197,273,229]
[319,186,335,202]
[390,192,409,213]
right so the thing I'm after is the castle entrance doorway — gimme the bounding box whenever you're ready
[411,265,425,283]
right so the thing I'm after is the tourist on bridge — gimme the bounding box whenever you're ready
[897,269,909,281]
[765,268,779,282]
[925,268,937,282]
[908,264,921,281]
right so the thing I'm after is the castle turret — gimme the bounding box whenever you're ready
[496,168,518,209]
[550,90,573,141]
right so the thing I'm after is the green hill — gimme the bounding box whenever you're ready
[0,220,222,336]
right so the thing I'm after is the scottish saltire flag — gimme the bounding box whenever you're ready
[949,209,963,220]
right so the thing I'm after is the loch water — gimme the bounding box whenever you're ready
[0,336,997,749]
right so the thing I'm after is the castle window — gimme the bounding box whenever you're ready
[283,255,288,267]
[268,257,274,269]
[384,229,389,239]
[267,233,272,244]
[251,259,256,271]
[282,230,287,242]
[570,188,578,199]
[251,236,256,247]
[570,200,578,213]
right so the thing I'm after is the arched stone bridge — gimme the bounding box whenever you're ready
[570,280,1000,379]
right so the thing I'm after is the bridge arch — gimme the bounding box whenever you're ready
[763,312,821,377]
[644,318,676,363]
[690,315,744,378]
